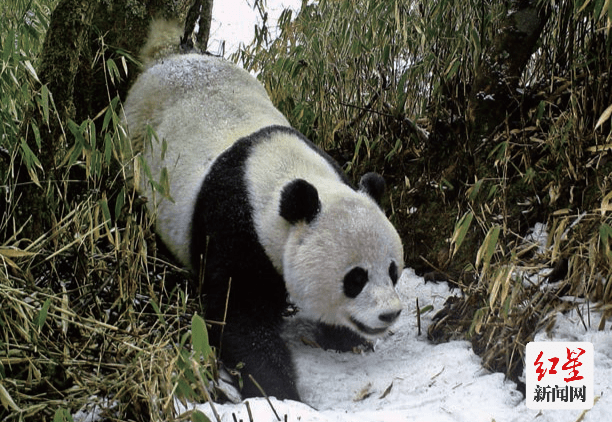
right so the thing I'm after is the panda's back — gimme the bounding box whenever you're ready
[127,54,290,159]
[124,54,290,264]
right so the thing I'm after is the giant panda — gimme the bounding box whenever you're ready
[123,20,404,402]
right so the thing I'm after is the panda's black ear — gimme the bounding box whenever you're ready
[280,179,320,224]
[358,172,386,205]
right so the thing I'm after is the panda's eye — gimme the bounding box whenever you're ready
[343,267,368,299]
[389,262,399,285]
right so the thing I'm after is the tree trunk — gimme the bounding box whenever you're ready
[197,0,214,51]
[17,0,97,240]
[467,1,550,141]
[183,0,214,52]
[15,0,195,241]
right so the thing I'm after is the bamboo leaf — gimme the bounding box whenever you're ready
[34,298,52,330]
[0,383,21,412]
[30,121,42,150]
[102,104,113,132]
[444,58,460,79]
[159,167,175,202]
[0,247,36,258]
[40,84,50,125]
[88,119,96,149]
[595,104,612,130]
[177,377,196,400]
[23,60,40,83]
[120,55,128,76]
[488,265,512,311]
[161,138,168,160]
[138,154,153,183]
[191,410,212,422]
[149,299,166,325]
[104,132,112,164]
[0,255,20,270]
[468,307,488,336]
[106,58,120,85]
[191,314,214,362]
[450,211,473,257]
[476,225,501,273]
[3,29,14,63]
[467,179,484,201]
[19,139,42,187]
[52,408,74,422]
[114,187,125,221]
[600,223,612,262]
[99,197,112,227]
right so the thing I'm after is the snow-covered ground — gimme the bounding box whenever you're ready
[183,269,611,421]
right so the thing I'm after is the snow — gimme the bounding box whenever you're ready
[208,1,303,57]
[184,269,611,422]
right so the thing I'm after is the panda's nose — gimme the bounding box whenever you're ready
[378,309,401,324]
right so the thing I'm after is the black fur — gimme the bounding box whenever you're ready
[189,125,350,400]
[343,267,369,299]
[358,172,386,204]
[279,179,321,224]
[315,323,373,352]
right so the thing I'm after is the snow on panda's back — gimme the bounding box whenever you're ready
[124,53,290,265]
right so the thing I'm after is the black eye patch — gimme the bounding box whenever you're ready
[343,267,368,299]
[389,262,399,285]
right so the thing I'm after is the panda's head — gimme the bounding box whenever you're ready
[280,173,404,339]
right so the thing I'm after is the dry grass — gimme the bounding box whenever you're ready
[0,192,223,421]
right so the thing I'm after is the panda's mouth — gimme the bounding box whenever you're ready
[349,316,388,336]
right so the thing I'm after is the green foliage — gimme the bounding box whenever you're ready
[0,0,57,188]
[475,224,500,275]
[1,0,136,235]
[236,0,502,144]
[600,223,612,263]
[52,408,74,422]
[0,1,56,130]
[174,314,217,404]
[450,211,473,258]
[0,2,215,421]
[191,314,214,362]
[32,297,51,330]
[238,1,412,147]
[191,410,213,422]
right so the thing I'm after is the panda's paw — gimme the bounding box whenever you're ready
[314,323,373,353]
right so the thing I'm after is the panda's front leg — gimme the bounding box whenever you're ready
[315,322,373,352]
[221,312,300,401]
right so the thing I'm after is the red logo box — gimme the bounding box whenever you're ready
[526,341,594,409]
